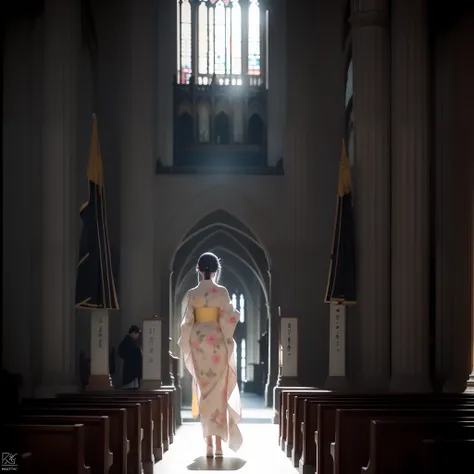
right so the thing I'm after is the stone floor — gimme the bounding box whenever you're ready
[156,394,295,473]
[155,423,296,473]
[181,393,273,423]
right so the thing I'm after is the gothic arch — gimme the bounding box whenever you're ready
[170,207,271,271]
[175,228,267,295]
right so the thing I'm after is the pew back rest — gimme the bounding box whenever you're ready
[4,423,89,474]
[17,415,111,471]
[421,438,474,473]
[370,419,474,474]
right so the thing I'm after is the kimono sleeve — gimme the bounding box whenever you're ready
[181,293,194,327]
[177,292,195,377]
[219,287,240,327]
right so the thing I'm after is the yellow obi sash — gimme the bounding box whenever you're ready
[191,307,220,418]
[194,307,219,323]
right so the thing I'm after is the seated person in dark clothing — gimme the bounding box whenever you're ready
[118,325,142,389]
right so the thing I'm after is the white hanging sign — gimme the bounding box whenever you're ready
[142,318,162,381]
[280,317,298,377]
[329,304,346,376]
[90,310,109,375]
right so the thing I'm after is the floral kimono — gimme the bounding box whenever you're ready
[178,279,243,451]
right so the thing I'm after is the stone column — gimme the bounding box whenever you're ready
[350,0,391,389]
[266,267,281,410]
[266,0,286,166]
[38,0,80,397]
[390,0,431,392]
[120,0,156,335]
[3,19,38,395]
[466,191,474,393]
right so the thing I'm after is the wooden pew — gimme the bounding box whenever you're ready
[68,388,174,453]
[58,395,154,474]
[280,390,327,452]
[286,391,474,464]
[278,388,323,440]
[283,390,474,455]
[298,395,474,474]
[420,438,474,474]
[74,388,172,457]
[3,423,90,474]
[16,415,112,474]
[17,452,33,473]
[18,406,127,474]
[22,399,141,474]
[363,419,474,474]
[284,391,396,457]
[153,387,176,439]
[332,406,474,474]
[138,388,174,446]
[290,393,353,463]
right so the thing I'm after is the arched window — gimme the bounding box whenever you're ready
[177,0,265,85]
[240,338,246,381]
[232,293,237,310]
[239,293,245,323]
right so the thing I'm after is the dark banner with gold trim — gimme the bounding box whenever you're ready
[325,140,356,304]
[75,114,119,310]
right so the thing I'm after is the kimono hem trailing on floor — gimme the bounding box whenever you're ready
[178,279,243,452]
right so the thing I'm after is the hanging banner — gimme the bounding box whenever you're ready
[325,139,356,304]
[328,304,346,376]
[280,317,298,377]
[90,309,109,375]
[142,318,162,381]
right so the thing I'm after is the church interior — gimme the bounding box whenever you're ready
[2,0,474,472]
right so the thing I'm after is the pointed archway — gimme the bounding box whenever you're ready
[170,210,273,405]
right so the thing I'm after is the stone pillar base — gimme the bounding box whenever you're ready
[390,374,432,393]
[465,373,474,393]
[86,374,114,391]
[441,375,468,393]
[356,375,390,392]
[140,379,162,390]
[325,376,350,391]
[264,380,276,408]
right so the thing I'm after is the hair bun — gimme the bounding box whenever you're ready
[197,252,221,280]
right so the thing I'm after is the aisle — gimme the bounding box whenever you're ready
[155,423,296,474]
[181,393,273,423]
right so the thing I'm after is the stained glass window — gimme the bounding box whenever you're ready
[177,0,264,85]
[231,2,242,76]
[248,0,260,75]
[239,293,245,323]
[179,0,192,84]
[198,2,208,74]
[241,338,246,382]
[214,1,226,75]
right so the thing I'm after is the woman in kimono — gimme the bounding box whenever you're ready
[178,252,243,457]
